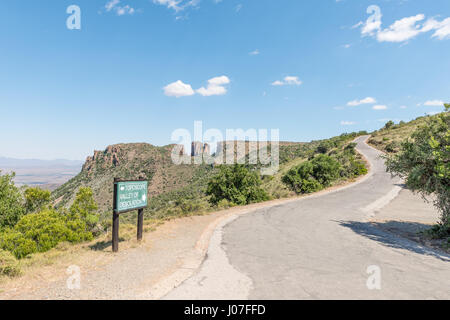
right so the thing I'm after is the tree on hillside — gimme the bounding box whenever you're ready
[385,104,449,232]
[206,164,269,206]
[24,187,51,214]
[0,172,25,228]
[384,120,395,130]
[69,187,99,232]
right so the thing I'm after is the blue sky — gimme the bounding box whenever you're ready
[0,0,449,160]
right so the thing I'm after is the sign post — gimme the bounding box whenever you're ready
[112,178,148,252]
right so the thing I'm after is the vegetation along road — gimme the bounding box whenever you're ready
[165,136,450,299]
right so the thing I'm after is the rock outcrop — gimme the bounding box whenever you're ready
[82,145,122,174]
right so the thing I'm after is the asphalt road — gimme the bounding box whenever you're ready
[165,136,450,299]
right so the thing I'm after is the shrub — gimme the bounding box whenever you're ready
[348,159,368,177]
[70,187,99,233]
[385,105,449,228]
[316,141,334,154]
[0,228,37,259]
[311,154,342,187]
[344,143,357,155]
[282,161,324,194]
[385,141,399,153]
[0,171,25,228]
[217,199,234,209]
[207,164,269,206]
[0,249,21,277]
[282,155,343,194]
[24,187,51,213]
[0,209,93,259]
[384,120,395,130]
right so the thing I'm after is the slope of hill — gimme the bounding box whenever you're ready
[368,113,445,153]
[52,143,217,214]
[52,132,368,224]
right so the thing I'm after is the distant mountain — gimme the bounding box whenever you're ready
[0,157,83,190]
[0,157,83,168]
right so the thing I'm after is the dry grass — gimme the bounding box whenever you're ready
[367,115,434,153]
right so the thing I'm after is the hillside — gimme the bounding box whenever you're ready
[52,132,367,224]
[368,113,446,153]
[52,143,217,214]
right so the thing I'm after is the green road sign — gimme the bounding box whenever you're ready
[115,180,148,213]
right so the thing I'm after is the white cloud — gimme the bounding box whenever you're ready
[347,97,376,106]
[423,100,444,107]
[116,5,135,15]
[358,6,450,43]
[373,105,387,110]
[105,0,120,11]
[165,76,231,98]
[400,105,407,109]
[272,76,302,86]
[196,76,230,96]
[377,14,425,43]
[271,80,284,86]
[341,121,356,126]
[432,18,450,40]
[351,21,363,29]
[164,80,195,98]
[249,49,260,56]
[153,0,198,12]
[105,0,135,15]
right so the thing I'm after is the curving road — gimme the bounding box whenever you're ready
[165,136,450,300]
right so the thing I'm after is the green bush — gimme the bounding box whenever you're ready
[384,120,395,130]
[0,209,93,259]
[348,159,368,177]
[386,105,450,227]
[385,141,399,153]
[0,249,21,277]
[207,164,269,206]
[217,199,234,209]
[344,143,357,155]
[310,155,342,187]
[24,187,51,214]
[282,155,344,194]
[69,187,99,233]
[282,161,324,194]
[0,228,37,259]
[316,141,334,154]
[0,171,25,228]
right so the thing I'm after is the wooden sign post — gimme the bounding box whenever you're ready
[112,178,148,252]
